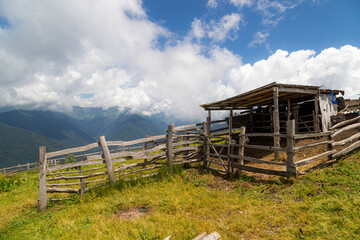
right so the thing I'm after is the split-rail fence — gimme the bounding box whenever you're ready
[38,116,360,210]
[38,123,203,211]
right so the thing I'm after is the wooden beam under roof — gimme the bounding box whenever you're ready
[278,87,318,95]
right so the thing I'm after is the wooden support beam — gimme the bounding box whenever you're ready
[278,87,318,95]
[228,110,233,174]
[273,87,280,159]
[287,99,291,121]
[249,107,254,133]
[314,94,320,133]
[202,122,209,169]
[286,120,297,177]
[269,104,273,132]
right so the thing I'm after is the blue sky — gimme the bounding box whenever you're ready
[0,0,359,120]
[143,0,360,64]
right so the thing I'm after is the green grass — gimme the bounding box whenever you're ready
[1,150,360,239]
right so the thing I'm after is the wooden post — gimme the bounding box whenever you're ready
[145,135,149,150]
[293,107,299,134]
[269,105,273,132]
[314,94,320,133]
[287,99,291,121]
[203,122,209,168]
[27,162,30,171]
[166,123,174,175]
[98,136,115,185]
[273,87,280,159]
[238,126,246,174]
[228,110,233,174]
[286,120,297,177]
[207,111,211,134]
[78,166,86,198]
[38,146,47,211]
[249,107,254,132]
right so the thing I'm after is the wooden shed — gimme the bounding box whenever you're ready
[201,82,344,156]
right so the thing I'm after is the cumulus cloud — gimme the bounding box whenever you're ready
[229,45,360,98]
[0,0,359,122]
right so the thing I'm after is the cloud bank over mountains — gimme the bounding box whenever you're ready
[0,0,359,121]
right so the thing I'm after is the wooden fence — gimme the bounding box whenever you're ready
[203,116,360,177]
[38,116,360,210]
[38,123,203,211]
[1,162,39,175]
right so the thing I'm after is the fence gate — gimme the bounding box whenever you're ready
[202,119,235,174]
[204,136,230,174]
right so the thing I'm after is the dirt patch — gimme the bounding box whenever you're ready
[116,206,150,219]
[208,176,236,191]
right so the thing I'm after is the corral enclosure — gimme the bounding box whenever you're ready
[38,115,360,210]
[35,82,360,210]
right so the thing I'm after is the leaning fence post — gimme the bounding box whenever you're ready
[38,146,47,211]
[202,122,209,169]
[286,120,297,177]
[166,123,174,175]
[98,136,116,185]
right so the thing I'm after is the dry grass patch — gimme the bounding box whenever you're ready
[116,206,150,219]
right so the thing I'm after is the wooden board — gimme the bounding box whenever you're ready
[331,123,360,138]
[107,134,166,147]
[232,163,290,177]
[332,132,360,147]
[230,154,286,166]
[295,150,337,167]
[47,142,99,158]
[332,140,360,159]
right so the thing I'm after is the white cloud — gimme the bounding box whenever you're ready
[0,0,359,122]
[229,45,360,98]
[207,0,218,8]
[256,0,303,26]
[248,31,269,47]
[208,13,242,42]
[190,18,205,41]
[189,13,243,42]
[230,0,254,8]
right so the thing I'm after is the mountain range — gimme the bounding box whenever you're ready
[0,107,169,168]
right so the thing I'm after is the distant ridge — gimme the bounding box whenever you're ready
[0,107,168,168]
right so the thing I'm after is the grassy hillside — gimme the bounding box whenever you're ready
[0,150,359,239]
[0,123,93,168]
